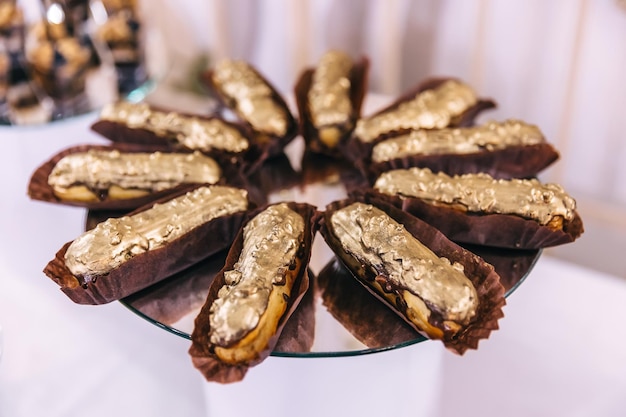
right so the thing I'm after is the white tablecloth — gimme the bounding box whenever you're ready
[2,114,625,417]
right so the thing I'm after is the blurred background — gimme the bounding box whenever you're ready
[152,0,626,278]
[8,0,626,278]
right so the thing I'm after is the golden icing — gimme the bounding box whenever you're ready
[48,149,221,194]
[308,50,353,129]
[330,202,478,325]
[209,203,305,346]
[64,186,248,279]
[372,119,545,162]
[100,101,249,153]
[354,80,478,143]
[211,59,288,137]
[374,168,577,224]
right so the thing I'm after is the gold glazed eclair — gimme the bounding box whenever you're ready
[349,77,494,143]
[189,202,319,383]
[319,195,506,354]
[90,101,255,169]
[373,168,584,249]
[28,144,235,210]
[44,185,251,304]
[204,59,298,153]
[294,50,369,156]
[365,119,560,180]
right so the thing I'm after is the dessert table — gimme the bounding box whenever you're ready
[1,112,625,417]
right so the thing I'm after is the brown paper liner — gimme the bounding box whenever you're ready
[244,152,301,202]
[318,194,506,355]
[361,189,584,249]
[317,246,539,350]
[294,56,369,158]
[341,77,497,165]
[121,250,230,326]
[121,256,317,355]
[189,202,321,383]
[364,142,560,183]
[85,209,130,230]
[299,150,368,191]
[317,258,423,349]
[200,64,299,173]
[28,143,244,211]
[273,269,317,354]
[43,185,251,305]
[464,245,541,294]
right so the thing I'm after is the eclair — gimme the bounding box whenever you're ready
[204,59,298,156]
[92,101,251,155]
[319,195,506,354]
[29,144,232,210]
[372,167,584,249]
[364,119,559,180]
[44,185,251,304]
[189,202,319,383]
[295,50,368,156]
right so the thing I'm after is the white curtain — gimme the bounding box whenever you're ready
[14,0,616,275]
[143,0,626,276]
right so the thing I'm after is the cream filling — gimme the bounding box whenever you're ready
[354,80,478,143]
[371,119,545,162]
[64,186,248,279]
[330,202,478,324]
[209,203,305,346]
[48,149,221,193]
[100,101,249,153]
[374,168,577,225]
[211,59,288,137]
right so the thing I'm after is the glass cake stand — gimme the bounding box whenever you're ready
[114,136,542,358]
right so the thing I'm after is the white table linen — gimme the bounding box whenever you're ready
[1,113,625,417]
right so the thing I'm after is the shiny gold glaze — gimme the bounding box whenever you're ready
[371,119,545,162]
[330,202,478,326]
[354,80,478,143]
[209,203,305,347]
[308,50,353,128]
[211,59,289,137]
[64,186,248,279]
[48,149,221,194]
[374,168,577,225]
[100,101,249,153]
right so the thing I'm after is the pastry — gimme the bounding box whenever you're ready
[203,59,298,167]
[189,202,318,383]
[319,194,505,354]
[372,167,584,249]
[43,185,250,304]
[28,143,241,210]
[90,101,258,169]
[364,119,560,180]
[294,50,368,157]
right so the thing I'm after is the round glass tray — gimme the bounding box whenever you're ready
[97,141,542,358]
